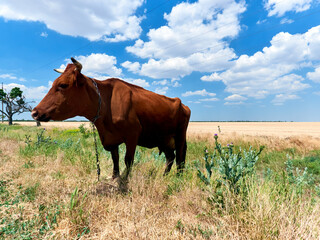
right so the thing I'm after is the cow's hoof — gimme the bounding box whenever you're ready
[112,174,120,180]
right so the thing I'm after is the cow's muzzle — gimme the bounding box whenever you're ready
[31,109,51,122]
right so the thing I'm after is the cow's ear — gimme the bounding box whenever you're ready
[74,71,86,87]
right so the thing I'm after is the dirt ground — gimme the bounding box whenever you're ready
[12,121,320,138]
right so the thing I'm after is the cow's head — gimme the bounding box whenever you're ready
[32,58,89,121]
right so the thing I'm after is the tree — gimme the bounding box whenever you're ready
[0,87,31,125]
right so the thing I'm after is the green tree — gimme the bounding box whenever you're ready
[0,87,31,125]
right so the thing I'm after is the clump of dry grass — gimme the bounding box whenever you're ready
[1,125,320,239]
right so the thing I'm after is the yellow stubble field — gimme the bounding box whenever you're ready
[15,121,320,137]
[14,121,320,150]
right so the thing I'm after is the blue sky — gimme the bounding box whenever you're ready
[0,0,320,121]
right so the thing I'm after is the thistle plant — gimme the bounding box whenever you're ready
[197,134,264,193]
[285,157,314,194]
[196,147,215,185]
[35,128,52,146]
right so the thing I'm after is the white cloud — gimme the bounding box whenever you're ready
[213,26,320,99]
[3,83,50,100]
[201,72,223,82]
[271,94,299,105]
[264,0,313,17]
[172,81,181,87]
[139,57,192,79]
[280,18,294,24]
[199,97,219,101]
[0,73,17,80]
[0,0,144,42]
[121,61,140,74]
[123,78,149,88]
[224,94,247,101]
[307,66,320,83]
[0,74,26,82]
[257,19,267,24]
[126,0,246,79]
[61,53,122,77]
[224,101,244,105]
[182,89,216,97]
[152,80,168,86]
[155,86,169,95]
[40,32,48,38]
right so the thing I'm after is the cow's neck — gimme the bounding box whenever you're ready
[82,77,103,123]
[82,78,115,145]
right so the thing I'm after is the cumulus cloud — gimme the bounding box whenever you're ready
[152,80,169,86]
[307,66,320,83]
[3,83,50,100]
[121,61,140,74]
[61,53,122,78]
[271,94,299,105]
[123,78,149,88]
[155,86,169,95]
[0,0,144,42]
[224,94,247,101]
[264,0,313,17]
[182,89,216,97]
[126,0,246,79]
[200,72,223,82]
[212,25,320,100]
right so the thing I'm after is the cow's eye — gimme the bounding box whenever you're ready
[59,84,69,89]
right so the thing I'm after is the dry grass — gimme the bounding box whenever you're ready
[1,123,320,239]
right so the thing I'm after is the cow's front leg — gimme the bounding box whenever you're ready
[122,137,138,179]
[110,146,120,179]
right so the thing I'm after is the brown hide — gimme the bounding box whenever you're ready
[32,60,191,178]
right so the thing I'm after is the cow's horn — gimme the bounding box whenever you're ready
[54,68,65,73]
[71,57,82,72]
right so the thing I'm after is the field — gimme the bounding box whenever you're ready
[1,122,320,239]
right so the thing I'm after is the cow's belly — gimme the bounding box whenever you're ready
[138,131,175,149]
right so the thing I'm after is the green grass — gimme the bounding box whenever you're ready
[0,123,320,239]
[0,180,60,239]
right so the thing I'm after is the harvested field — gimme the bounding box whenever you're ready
[14,121,320,138]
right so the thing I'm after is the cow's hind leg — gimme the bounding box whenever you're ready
[163,148,175,175]
[175,134,187,174]
[110,147,120,179]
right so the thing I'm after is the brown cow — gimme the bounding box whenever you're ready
[32,58,191,179]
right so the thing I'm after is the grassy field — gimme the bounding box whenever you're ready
[0,123,320,239]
